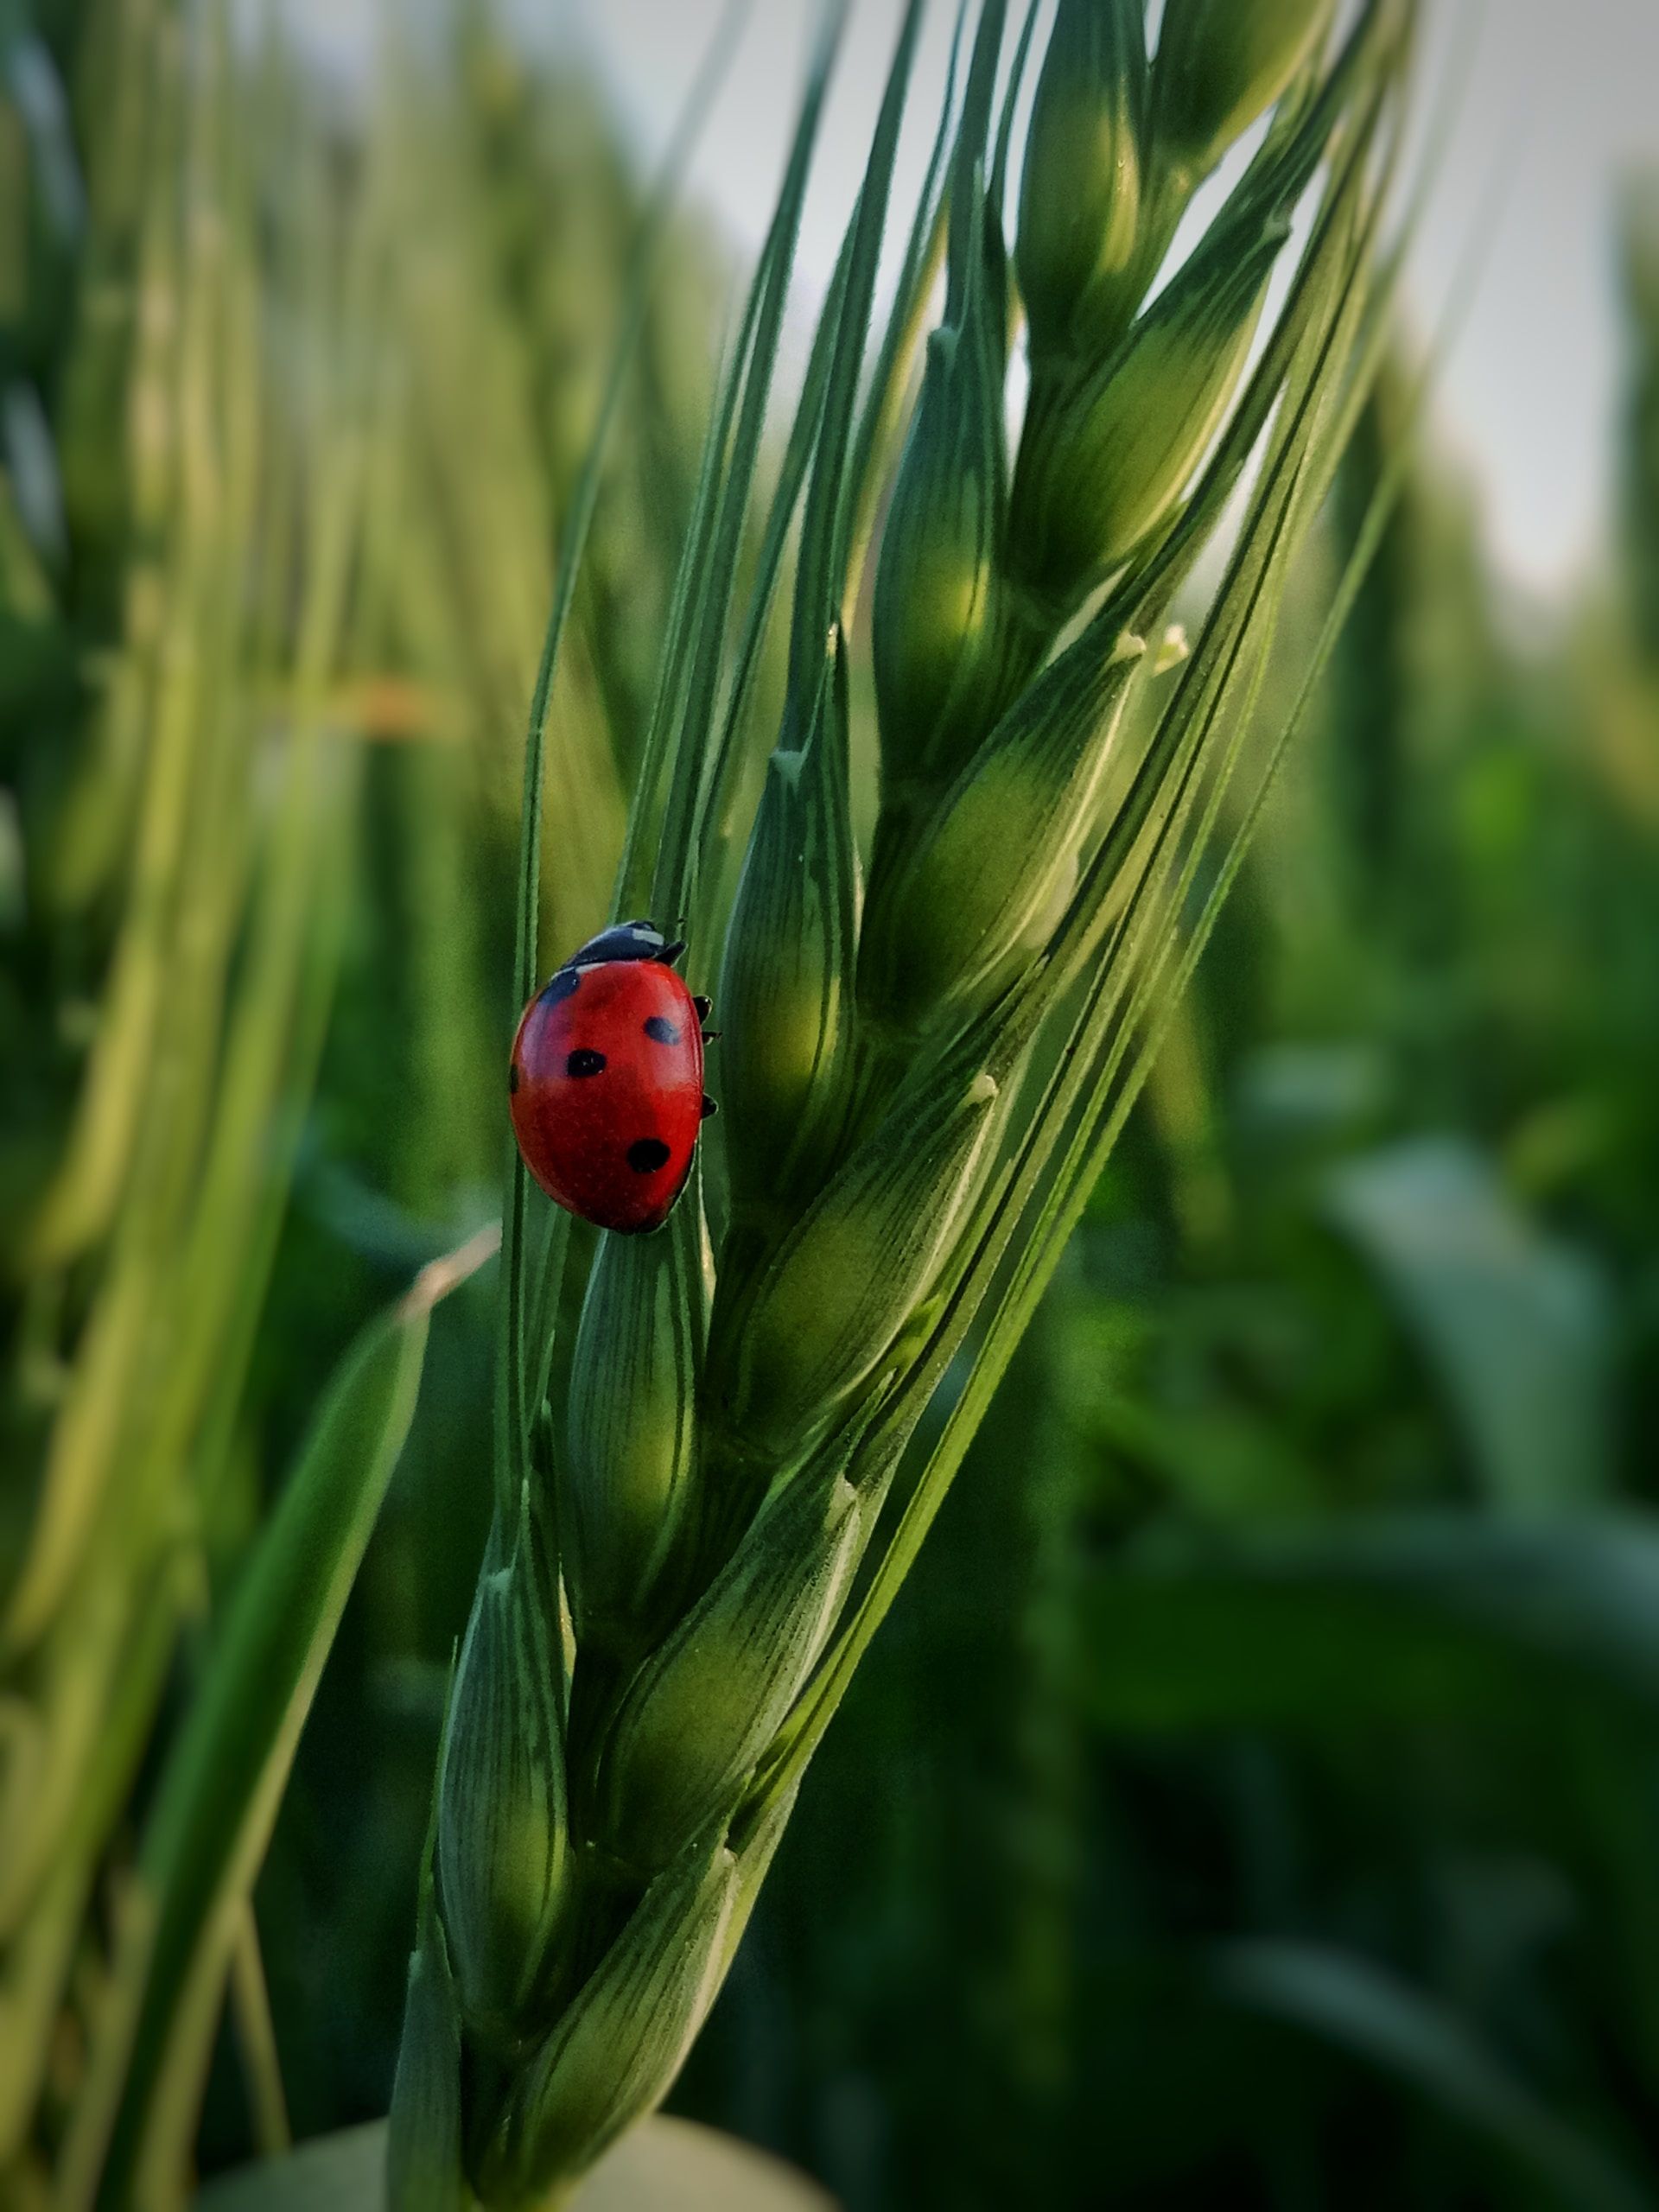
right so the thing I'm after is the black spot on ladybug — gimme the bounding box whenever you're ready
[693,995,713,1020]
[643,1015,681,1046]
[566,1048,606,1077]
[543,969,580,1006]
[508,1062,520,1093]
[627,1137,671,1175]
[701,1095,719,1119]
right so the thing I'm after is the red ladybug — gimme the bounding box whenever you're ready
[508,919,717,1235]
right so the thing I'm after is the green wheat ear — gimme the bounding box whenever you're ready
[391,2,1420,2202]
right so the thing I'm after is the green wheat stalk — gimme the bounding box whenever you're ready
[391,4,1418,2204]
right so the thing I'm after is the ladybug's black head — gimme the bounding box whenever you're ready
[569,918,686,969]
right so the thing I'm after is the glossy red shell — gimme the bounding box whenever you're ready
[509,958,705,1234]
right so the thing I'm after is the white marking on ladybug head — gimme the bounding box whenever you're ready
[569,918,671,968]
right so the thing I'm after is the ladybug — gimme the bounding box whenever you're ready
[508,918,718,1235]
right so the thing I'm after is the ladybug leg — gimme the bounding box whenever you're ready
[658,938,688,968]
[701,1028,721,1043]
[701,1095,719,1119]
[692,994,713,1020]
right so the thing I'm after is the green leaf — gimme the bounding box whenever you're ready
[61,1234,496,2212]
[1326,1136,1614,1510]
[192,2116,835,2212]
[1212,1941,1651,2212]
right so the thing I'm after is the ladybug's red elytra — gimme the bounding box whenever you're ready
[508,919,717,1235]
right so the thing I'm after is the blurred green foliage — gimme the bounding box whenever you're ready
[3,5,1658,2208]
